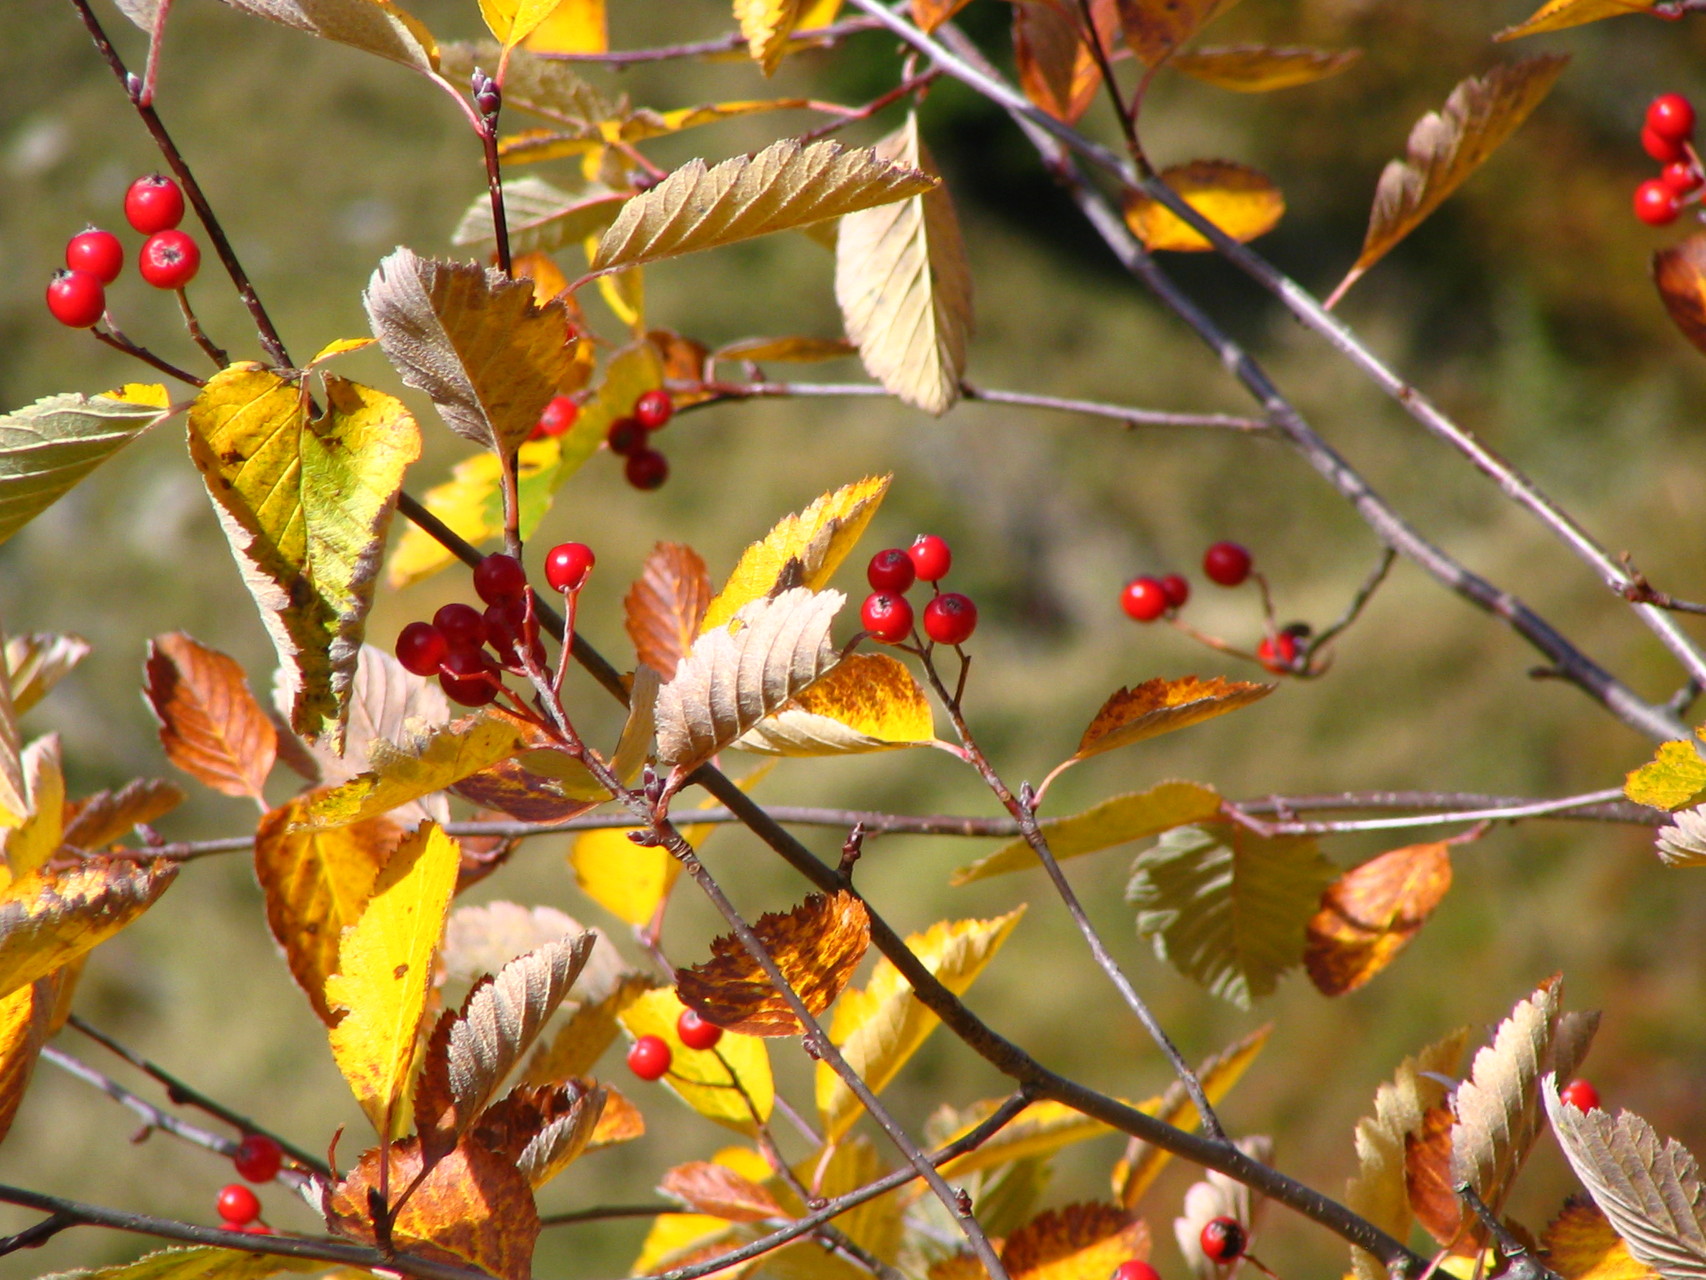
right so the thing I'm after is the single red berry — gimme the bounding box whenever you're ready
[473,553,528,605]
[432,602,487,651]
[867,548,917,594]
[216,1183,261,1226]
[607,417,645,456]
[1121,577,1169,623]
[1560,1078,1601,1112]
[907,534,952,582]
[124,173,185,234]
[66,228,124,283]
[1111,1262,1162,1280]
[534,394,579,439]
[627,1034,672,1081]
[625,447,669,490]
[138,229,201,289]
[1160,574,1190,609]
[1257,631,1301,674]
[1647,93,1697,143]
[1635,179,1682,226]
[1199,1217,1247,1264]
[544,542,595,593]
[1663,161,1704,196]
[1203,541,1252,587]
[484,598,538,668]
[233,1134,284,1183]
[923,592,978,646]
[1643,125,1689,165]
[439,648,500,707]
[634,388,674,430]
[396,622,450,676]
[677,1008,723,1051]
[861,592,914,644]
[45,270,106,329]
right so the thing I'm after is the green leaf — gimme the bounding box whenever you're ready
[1125,824,1336,1008]
[1626,738,1706,811]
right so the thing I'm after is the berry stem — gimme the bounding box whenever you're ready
[90,326,205,387]
[473,71,513,279]
[1302,547,1395,666]
[173,287,228,369]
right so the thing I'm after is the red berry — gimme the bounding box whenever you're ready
[534,394,579,439]
[625,448,669,490]
[607,417,645,456]
[432,602,487,651]
[1199,1217,1247,1264]
[867,548,917,594]
[1635,179,1681,226]
[1647,93,1696,143]
[1663,161,1704,196]
[1257,631,1301,674]
[473,553,527,605]
[124,174,185,234]
[394,622,448,676]
[634,388,674,430]
[627,1034,672,1081]
[1643,125,1688,165]
[439,648,500,707]
[484,598,539,668]
[906,534,952,582]
[216,1183,261,1226]
[861,592,914,644]
[923,592,978,646]
[1560,1078,1601,1112]
[544,542,595,593]
[138,229,201,289]
[66,228,124,283]
[677,1008,723,1051]
[1111,1263,1162,1280]
[233,1134,283,1183]
[45,270,106,329]
[1160,574,1190,609]
[1202,541,1252,587]
[1120,577,1169,623]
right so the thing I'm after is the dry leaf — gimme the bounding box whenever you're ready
[214,0,439,73]
[1013,0,1118,126]
[1001,1202,1149,1280]
[735,652,935,755]
[1115,0,1240,66]
[514,1080,607,1186]
[62,779,184,852]
[1406,1102,1465,1246]
[1496,0,1659,41]
[1171,44,1361,92]
[1304,842,1453,996]
[5,632,91,716]
[1123,161,1285,252]
[626,543,712,681]
[1654,236,1706,360]
[1076,677,1272,760]
[143,633,277,801]
[661,1160,785,1221]
[1545,1198,1663,1280]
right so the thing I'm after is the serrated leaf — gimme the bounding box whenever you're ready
[1496,0,1659,40]
[214,0,438,72]
[524,972,653,1083]
[6,631,91,716]
[1625,738,1706,811]
[1076,677,1272,759]
[953,781,1223,885]
[0,968,67,1146]
[0,856,177,1002]
[620,985,774,1132]
[442,903,614,990]
[1304,841,1453,996]
[1545,1198,1663,1280]
[835,112,973,416]
[1544,1080,1706,1280]
[661,1160,785,1221]
[592,138,937,272]
[735,653,935,755]
[703,476,889,631]
[515,1081,607,1186]
[62,779,184,853]
[0,389,170,547]
[1123,161,1285,252]
[325,821,461,1136]
[1654,236,1706,361]
[1407,1100,1465,1247]
[1655,808,1706,868]
[1125,824,1335,1008]
[736,0,804,72]
[655,587,844,775]
[1013,0,1119,126]
[1003,1202,1150,1280]
[451,176,625,255]
[143,633,277,801]
[1116,0,1242,66]
[36,1245,321,1280]
[817,909,1024,1142]
[626,542,712,681]
[1331,56,1568,303]
[188,367,419,750]
[1172,44,1361,91]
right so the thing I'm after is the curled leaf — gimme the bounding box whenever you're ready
[515,1081,607,1186]
[1123,161,1285,252]
[144,633,277,801]
[1304,841,1453,996]
[1076,677,1272,760]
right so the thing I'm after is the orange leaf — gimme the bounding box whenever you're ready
[626,543,712,681]
[1405,1102,1465,1248]
[676,891,869,1036]
[1114,0,1241,66]
[0,968,68,1145]
[1170,44,1361,93]
[647,328,713,406]
[0,857,177,1001]
[911,0,973,31]
[1544,1198,1660,1280]
[1075,676,1272,759]
[588,1085,645,1147]
[143,633,277,800]
[1654,235,1706,359]
[1013,0,1118,126]
[1304,842,1452,997]
[1122,161,1284,252]
[62,779,183,851]
[660,1160,786,1222]
[1002,1202,1150,1280]
[1496,0,1659,41]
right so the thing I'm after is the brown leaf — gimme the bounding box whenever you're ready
[1405,1102,1466,1247]
[1171,44,1362,92]
[62,779,185,852]
[1076,676,1272,760]
[450,756,607,823]
[513,1080,606,1187]
[675,891,869,1036]
[1001,1202,1150,1280]
[1304,842,1453,996]
[1115,0,1240,66]
[626,543,712,681]
[144,633,277,800]
[1654,235,1706,359]
[1013,0,1116,126]
[587,1085,645,1148]
[712,336,857,365]
[660,1160,786,1222]
[1545,1197,1663,1280]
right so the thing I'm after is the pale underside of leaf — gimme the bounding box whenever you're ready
[1656,807,1706,867]
[7,631,91,717]
[733,652,934,755]
[213,0,439,73]
[518,1082,607,1186]
[0,391,170,547]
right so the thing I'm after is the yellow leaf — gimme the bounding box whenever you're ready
[1653,235,1706,361]
[0,857,177,1002]
[325,822,461,1137]
[1078,677,1273,757]
[836,112,973,416]
[1,737,63,880]
[1625,737,1706,811]
[308,337,376,365]
[1001,1203,1149,1280]
[712,336,857,364]
[934,1096,1159,1185]
[736,653,935,755]
[703,476,889,631]
[620,986,774,1133]
[1122,161,1285,252]
[479,0,561,51]
[1170,44,1362,92]
[1496,0,1658,40]
[36,1245,323,1279]
[187,366,420,750]
[817,909,1024,1141]
[0,968,67,1145]
[0,618,23,834]
[735,0,804,73]
[523,0,605,52]
[952,781,1223,885]
[1543,1199,1660,1280]
[800,0,840,22]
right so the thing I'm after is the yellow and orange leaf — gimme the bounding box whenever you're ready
[1405,1102,1464,1247]
[61,779,184,854]
[1170,44,1361,93]
[712,336,856,365]
[1543,1199,1660,1280]
[1115,0,1241,66]
[736,653,935,755]
[1305,842,1453,996]
[1013,0,1119,126]
[619,986,773,1132]
[661,1160,785,1222]
[143,633,277,801]
[735,0,804,73]
[626,543,712,682]
[1090,679,1277,750]
[0,967,68,1145]
[1653,236,1706,361]
[911,0,972,30]
[1122,162,1285,252]
[1496,0,1659,41]
[0,856,177,1002]
[1,737,63,880]
[1001,1202,1149,1280]
[588,1084,645,1148]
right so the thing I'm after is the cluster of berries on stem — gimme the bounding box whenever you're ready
[1121,540,1317,676]
[1635,94,1702,226]
[627,1010,724,1082]
[45,174,201,328]
[860,535,978,648]
[605,387,674,490]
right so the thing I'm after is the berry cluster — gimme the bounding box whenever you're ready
[859,535,978,647]
[45,174,200,328]
[1120,540,1310,675]
[626,1010,724,1082]
[215,1183,270,1234]
[605,387,674,490]
[1635,94,1702,227]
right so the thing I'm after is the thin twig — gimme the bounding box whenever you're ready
[172,287,227,368]
[1228,787,1635,837]
[796,70,940,146]
[40,1047,237,1157]
[90,327,205,387]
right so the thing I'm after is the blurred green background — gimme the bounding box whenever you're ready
[5,0,1706,1277]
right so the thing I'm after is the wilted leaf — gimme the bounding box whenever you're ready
[0,968,67,1145]
[1013,0,1118,126]
[515,1081,607,1186]
[592,138,936,272]
[144,633,277,801]
[836,112,973,416]
[525,972,653,1084]
[214,0,438,73]
[62,779,184,853]
[712,336,856,364]
[735,0,804,72]
[1077,677,1272,760]
[620,985,774,1132]
[1126,824,1336,1008]
[1331,56,1568,303]
[188,367,419,749]
[661,1160,785,1221]
[1116,0,1240,66]
[1406,1102,1464,1246]
[1655,808,1706,868]
[1653,237,1706,361]
[451,177,626,256]
[1497,0,1659,40]
[1625,737,1706,812]
[325,822,461,1136]
[0,857,177,1002]
[35,1245,321,1280]
[954,781,1223,885]
[1545,1198,1662,1280]
[1123,161,1285,252]
[676,891,869,1036]
[0,387,170,547]
[1171,44,1361,91]
[735,653,934,755]
[1305,841,1453,996]
[6,632,91,716]
[817,909,1024,1141]
[626,543,712,681]
[1544,1081,1706,1280]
